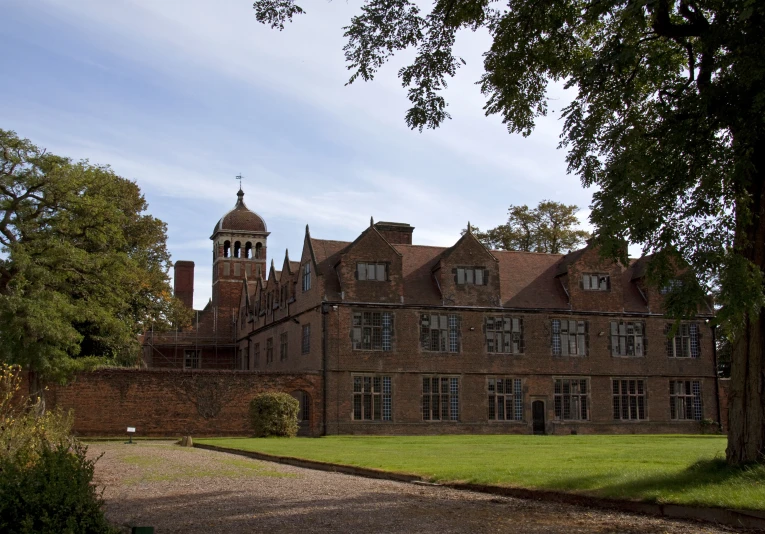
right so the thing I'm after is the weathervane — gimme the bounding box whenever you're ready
[235,173,243,191]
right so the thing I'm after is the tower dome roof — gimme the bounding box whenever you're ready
[212,189,267,235]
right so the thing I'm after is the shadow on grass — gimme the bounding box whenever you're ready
[588,458,762,508]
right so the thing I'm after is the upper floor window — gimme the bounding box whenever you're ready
[420,313,460,352]
[357,262,387,281]
[660,279,683,294]
[610,321,645,357]
[552,319,588,356]
[665,323,701,358]
[582,273,610,291]
[302,262,311,291]
[486,316,524,354]
[352,311,394,351]
[455,267,487,285]
[280,332,288,361]
[302,324,311,354]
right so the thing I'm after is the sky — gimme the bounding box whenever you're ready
[1,0,594,309]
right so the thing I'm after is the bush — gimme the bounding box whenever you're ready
[0,442,117,534]
[0,365,116,533]
[249,392,299,437]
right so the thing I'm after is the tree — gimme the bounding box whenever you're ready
[0,130,189,403]
[468,201,590,253]
[252,0,765,463]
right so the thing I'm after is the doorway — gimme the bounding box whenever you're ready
[532,400,546,435]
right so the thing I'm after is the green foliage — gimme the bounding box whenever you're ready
[0,129,192,385]
[248,392,299,437]
[465,200,589,253]
[0,365,116,533]
[200,435,765,511]
[249,0,765,462]
[0,442,117,534]
[0,364,73,462]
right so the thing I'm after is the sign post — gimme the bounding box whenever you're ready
[126,427,136,445]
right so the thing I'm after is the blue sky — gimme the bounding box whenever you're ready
[2,0,593,308]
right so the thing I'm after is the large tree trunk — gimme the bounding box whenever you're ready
[726,155,765,465]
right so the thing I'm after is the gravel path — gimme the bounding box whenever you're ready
[88,441,737,534]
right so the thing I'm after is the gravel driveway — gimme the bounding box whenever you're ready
[88,440,736,534]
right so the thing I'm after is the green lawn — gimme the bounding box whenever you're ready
[196,435,765,511]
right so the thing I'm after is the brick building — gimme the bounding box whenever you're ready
[148,188,720,435]
[143,189,267,369]
[235,212,720,435]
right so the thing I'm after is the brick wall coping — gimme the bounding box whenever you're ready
[69,368,321,377]
[194,443,765,531]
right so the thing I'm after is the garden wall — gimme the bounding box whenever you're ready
[46,369,322,438]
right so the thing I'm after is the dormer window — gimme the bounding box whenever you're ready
[357,262,387,281]
[582,273,610,291]
[456,267,487,285]
[660,279,683,294]
[302,262,311,291]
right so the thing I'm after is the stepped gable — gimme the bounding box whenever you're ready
[212,189,267,235]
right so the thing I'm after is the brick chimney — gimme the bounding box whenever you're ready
[173,261,195,309]
[374,222,414,245]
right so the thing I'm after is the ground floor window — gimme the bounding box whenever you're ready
[422,376,459,421]
[488,377,523,421]
[670,380,703,420]
[253,343,260,368]
[266,338,273,364]
[352,375,392,421]
[183,350,200,369]
[612,379,646,420]
[553,377,589,420]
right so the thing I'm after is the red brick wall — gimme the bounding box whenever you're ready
[47,369,322,437]
[322,306,719,435]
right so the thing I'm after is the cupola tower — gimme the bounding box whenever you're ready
[210,188,269,310]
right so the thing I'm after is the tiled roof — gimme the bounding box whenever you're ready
[213,190,267,235]
[494,250,569,309]
[310,239,350,298]
[393,244,447,305]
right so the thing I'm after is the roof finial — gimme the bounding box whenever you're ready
[467,221,472,234]
[235,173,243,192]
[370,216,374,227]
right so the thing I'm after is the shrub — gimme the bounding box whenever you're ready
[249,392,299,437]
[1,364,74,463]
[0,365,116,533]
[0,442,117,534]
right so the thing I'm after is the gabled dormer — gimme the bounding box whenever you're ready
[336,220,403,303]
[432,225,500,307]
[556,243,626,312]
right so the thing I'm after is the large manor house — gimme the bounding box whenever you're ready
[143,188,720,436]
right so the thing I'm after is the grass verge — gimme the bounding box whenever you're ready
[196,435,765,511]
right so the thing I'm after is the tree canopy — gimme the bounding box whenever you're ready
[251,0,765,463]
[0,130,189,392]
[467,201,590,253]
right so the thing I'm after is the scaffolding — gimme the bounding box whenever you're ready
[143,310,238,369]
